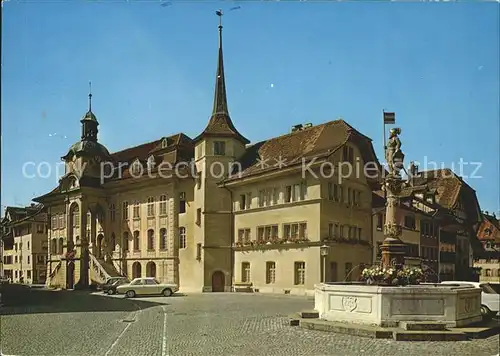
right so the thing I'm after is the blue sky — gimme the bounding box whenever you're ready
[1,1,499,214]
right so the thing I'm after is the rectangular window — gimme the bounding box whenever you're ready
[257,227,265,241]
[345,262,353,281]
[329,262,338,282]
[377,213,383,230]
[58,215,64,229]
[51,215,57,230]
[240,194,246,210]
[299,223,307,238]
[237,229,245,243]
[159,195,167,215]
[244,228,251,243]
[266,262,276,284]
[272,188,279,205]
[213,141,226,156]
[293,184,301,202]
[294,262,306,285]
[196,208,202,225]
[147,197,155,217]
[179,227,186,249]
[122,201,129,220]
[264,226,271,240]
[342,146,354,163]
[258,190,265,208]
[245,193,251,209]
[283,224,291,239]
[328,223,334,237]
[133,202,140,219]
[179,193,186,214]
[285,186,292,203]
[404,215,416,230]
[241,262,251,283]
[271,225,278,238]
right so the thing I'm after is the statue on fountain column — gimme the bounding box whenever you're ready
[385,128,405,177]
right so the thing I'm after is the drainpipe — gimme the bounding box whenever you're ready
[221,183,234,290]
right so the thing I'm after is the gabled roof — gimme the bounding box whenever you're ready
[477,215,500,243]
[225,119,380,181]
[1,204,46,228]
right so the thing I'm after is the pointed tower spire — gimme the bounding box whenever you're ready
[193,10,249,144]
[88,81,92,112]
[81,81,99,142]
[212,9,228,116]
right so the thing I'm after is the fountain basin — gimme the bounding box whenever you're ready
[314,283,482,327]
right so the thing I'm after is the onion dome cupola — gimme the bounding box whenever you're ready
[61,83,111,162]
[193,10,249,145]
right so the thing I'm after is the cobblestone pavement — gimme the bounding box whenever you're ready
[1,289,499,356]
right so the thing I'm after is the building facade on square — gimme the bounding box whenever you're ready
[0,205,49,284]
[474,212,500,283]
[372,167,483,282]
[34,19,381,294]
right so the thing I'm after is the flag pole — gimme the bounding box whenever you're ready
[383,110,387,202]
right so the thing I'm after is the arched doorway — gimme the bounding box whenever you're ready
[132,262,142,279]
[67,261,75,289]
[146,262,156,278]
[211,271,225,292]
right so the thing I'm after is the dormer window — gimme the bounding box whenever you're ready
[147,156,155,171]
[161,138,168,149]
[131,160,142,176]
[214,141,226,156]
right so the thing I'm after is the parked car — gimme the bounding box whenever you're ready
[103,278,130,295]
[98,277,128,291]
[440,281,500,319]
[116,277,179,298]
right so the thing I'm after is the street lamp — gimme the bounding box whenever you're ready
[320,244,330,283]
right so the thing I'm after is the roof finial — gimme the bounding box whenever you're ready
[88,81,92,112]
[216,9,223,46]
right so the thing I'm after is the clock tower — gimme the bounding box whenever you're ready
[61,85,112,183]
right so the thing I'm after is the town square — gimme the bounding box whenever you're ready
[1,1,499,356]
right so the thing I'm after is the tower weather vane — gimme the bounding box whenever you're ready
[216,9,223,27]
[88,81,92,112]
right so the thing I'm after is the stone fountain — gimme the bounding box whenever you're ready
[313,127,482,328]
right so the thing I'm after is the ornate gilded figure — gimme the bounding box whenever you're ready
[385,128,405,176]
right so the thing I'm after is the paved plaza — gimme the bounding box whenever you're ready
[0,288,498,356]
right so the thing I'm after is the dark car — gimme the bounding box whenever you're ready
[98,277,128,292]
[103,278,130,295]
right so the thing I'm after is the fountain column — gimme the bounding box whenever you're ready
[381,127,406,269]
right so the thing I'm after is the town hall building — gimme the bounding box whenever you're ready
[34,18,383,294]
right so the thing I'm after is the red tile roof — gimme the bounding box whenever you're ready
[226,119,381,181]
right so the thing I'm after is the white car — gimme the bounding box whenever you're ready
[116,277,179,298]
[440,281,500,318]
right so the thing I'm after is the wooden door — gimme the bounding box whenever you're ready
[211,271,225,292]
